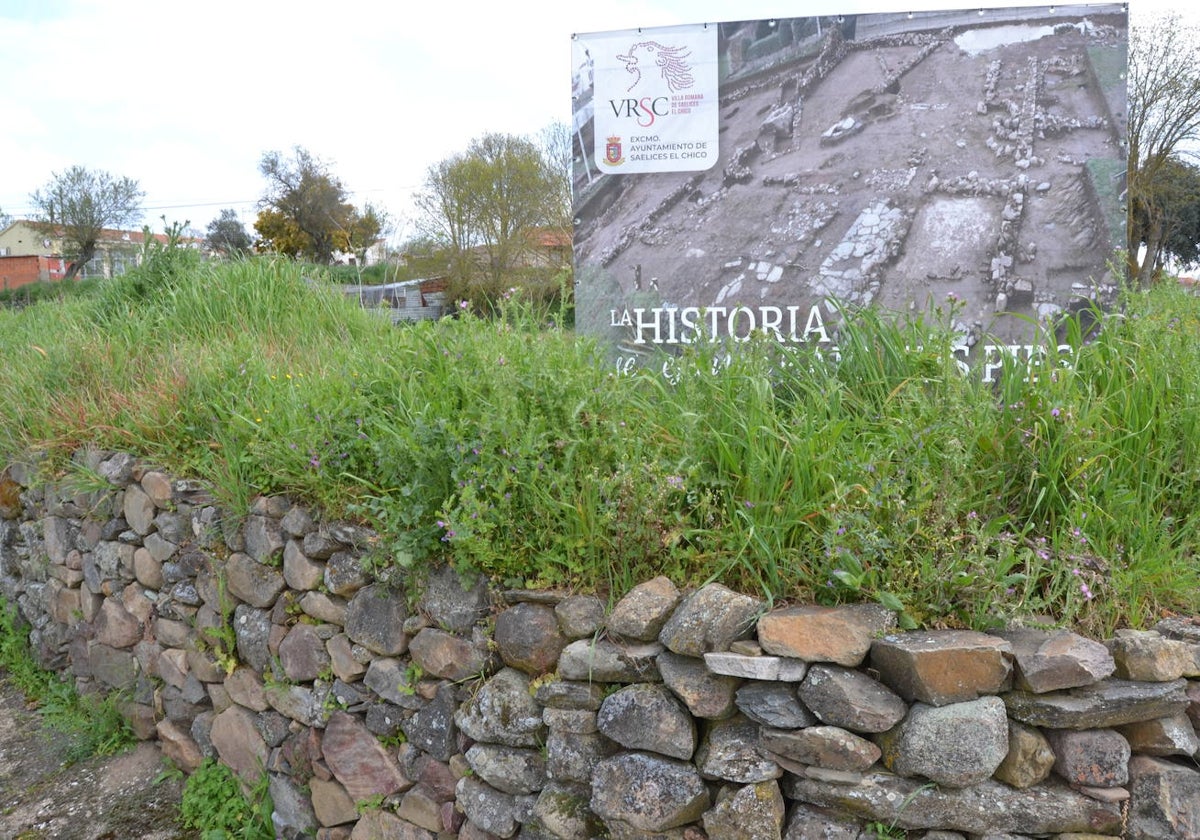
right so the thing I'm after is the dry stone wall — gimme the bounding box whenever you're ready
[2,450,1199,839]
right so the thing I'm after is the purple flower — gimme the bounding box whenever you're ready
[666,475,684,489]
[1051,408,1061,418]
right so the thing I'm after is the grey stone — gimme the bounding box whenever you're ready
[456,667,546,748]
[409,626,487,681]
[277,622,331,683]
[298,591,347,625]
[877,697,1010,787]
[457,775,523,838]
[86,642,137,689]
[269,774,318,838]
[534,679,604,711]
[784,773,1123,835]
[243,514,284,563]
[547,729,618,783]
[300,529,340,560]
[322,710,408,801]
[557,637,663,683]
[658,649,739,719]
[143,531,177,564]
[233,605,273,673]
[1003,678,1189,729]
[1045,728,1130,787]
[309,777,356,828]
[759,604,896,667]
[1118,711,1200,756]
[870,630,1013,705]
[396,784,445,833]
[418,563,491,633]
[782,801,863,839]
[695,715,782,783]
[94,598,142,649]
[466,744,548,795]
[224,551,284,609]
[152,511,188,546]
[543,707,597,734]
[363,702,405,738]
[280,505,316,538]
[591,752,710,833]
[598,683,696,760]
[495,602,567,675]
[265,683,326,728]
[123,484,156,536]
[533,781,603,840]
[703,781,786,840]
[555,595,605,640]
[282,539,323,591]
[363,657,422,708]
[1108,629,1196,682]
[402,682,460,762]
[735,682,817,729]
[1127,754,1200,839]
[998,627,1115,693]
[799,664,908,733]
[344,583,409,656]
[705,651,808,681]
[323,551,368,597]
[607,575,681,641]
[352,809,434,839]
[993,720,1055,789]
[659,583,762,656]
[761,725,881,772]
[210,705,270,784]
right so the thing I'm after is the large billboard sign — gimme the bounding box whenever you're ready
[571,5,1129,370]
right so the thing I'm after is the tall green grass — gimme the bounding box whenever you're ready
[2,252,1198,633]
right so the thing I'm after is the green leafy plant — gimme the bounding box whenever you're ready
[179,758,274,840]
[0,602,135,760]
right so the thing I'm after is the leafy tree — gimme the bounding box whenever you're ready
[254,147,385,264]
[414,128,570,300]
[1152,157,1200,269]
[29,165,144,281]
[1127,13,1200,284]
[205,209,253,257]
[0,206,11,231]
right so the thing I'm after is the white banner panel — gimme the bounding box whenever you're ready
[585,24,720,174]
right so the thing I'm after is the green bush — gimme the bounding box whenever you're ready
[180,758,274,840]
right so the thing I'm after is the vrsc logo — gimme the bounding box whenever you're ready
[608,97,670,128]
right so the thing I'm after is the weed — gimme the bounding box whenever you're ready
[179,758,273,840]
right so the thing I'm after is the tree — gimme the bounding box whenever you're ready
[205,209,253,257]
[1127,13,1200,284]
[414,128,571,307]
[1152,157,1200,269]
[255,147,385,264]
[29,165,143,281]
[0,206,11,231]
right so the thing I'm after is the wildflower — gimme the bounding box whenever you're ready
[744,500,755,509]
[1051,408,1060,418]
[1080,582,1093,600]
[459,300,470,310]
[967,510,978,520]
[666,475,685,489]
[836,526,846,536]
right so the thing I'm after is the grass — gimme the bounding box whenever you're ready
[1,247,1199,634]
[0,602,136,761]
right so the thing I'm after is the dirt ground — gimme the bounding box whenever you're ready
[0,682,195,840]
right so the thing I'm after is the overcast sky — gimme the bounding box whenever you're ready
[0,0,1174,246]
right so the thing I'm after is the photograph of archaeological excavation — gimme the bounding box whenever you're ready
[571,4,1128,352]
